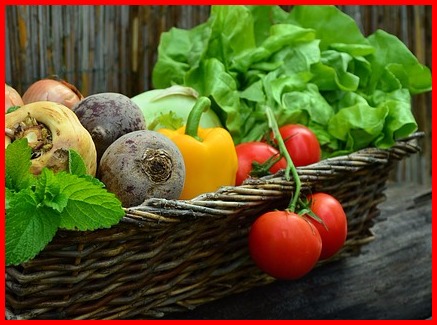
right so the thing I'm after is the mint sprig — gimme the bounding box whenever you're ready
[5,138,34,191]
[6,188,60,265]
[5,139,125,266]
[56,172,126,231]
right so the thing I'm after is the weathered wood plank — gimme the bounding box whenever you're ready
[162,182,432,319]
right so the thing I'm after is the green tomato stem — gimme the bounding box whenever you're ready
[265,106,301,212]
[185,96,211,141]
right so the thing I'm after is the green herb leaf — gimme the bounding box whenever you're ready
[68,148,103,185]
[6,188,60,265]
[55,172,125,231]
[5,138,34,191]
[6,106,21,114]
[34,168,69,213]
[68,149,88,176]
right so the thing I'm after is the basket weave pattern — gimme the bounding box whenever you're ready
[5,133,422,320]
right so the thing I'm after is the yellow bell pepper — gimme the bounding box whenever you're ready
[159,97,238,200]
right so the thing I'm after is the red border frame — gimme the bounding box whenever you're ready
[2,3,435,322]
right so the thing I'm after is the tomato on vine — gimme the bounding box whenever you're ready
[248,210,322,280]
[248,108,322,280]
[306,192,348,260]
[271,124,321,167]
[248,108,348,280]
[235,141,286,186]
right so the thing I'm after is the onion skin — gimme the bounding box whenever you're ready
[5,84,24,113]
[22,78,84,109]
[5,101,97,176]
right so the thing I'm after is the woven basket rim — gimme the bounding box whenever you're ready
[122,132,424,223]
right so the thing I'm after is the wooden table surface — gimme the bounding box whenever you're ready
[163,182,432,320]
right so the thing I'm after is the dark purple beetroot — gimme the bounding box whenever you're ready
[98,130,186,207]
[73,92,147,164]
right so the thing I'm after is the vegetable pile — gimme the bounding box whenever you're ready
[5,5,432,281]
[152,5,432,157]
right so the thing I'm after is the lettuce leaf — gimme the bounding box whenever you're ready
[366,29,432,95]
[152,5,432,156]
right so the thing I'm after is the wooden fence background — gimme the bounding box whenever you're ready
[5,5,432,186]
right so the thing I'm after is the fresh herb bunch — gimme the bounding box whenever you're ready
[5,138,125,266]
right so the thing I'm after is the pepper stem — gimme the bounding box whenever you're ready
[265,106,301,212]
[185,96,211,141]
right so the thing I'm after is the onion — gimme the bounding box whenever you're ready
[5,84,24,113]
[22,77,84,109]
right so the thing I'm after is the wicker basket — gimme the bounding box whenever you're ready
[5,132,423,320]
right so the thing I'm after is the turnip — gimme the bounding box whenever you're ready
[5,101,97,176]
[98,130,185,207]
[72,92,147,164]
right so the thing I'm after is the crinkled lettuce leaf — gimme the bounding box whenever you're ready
[367,29,432,95]
[152,5,432,157]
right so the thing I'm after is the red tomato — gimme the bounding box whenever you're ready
[306,193,348,260]
[277,124,321,167]
[248,210,322,280]
[235,141,287,186]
